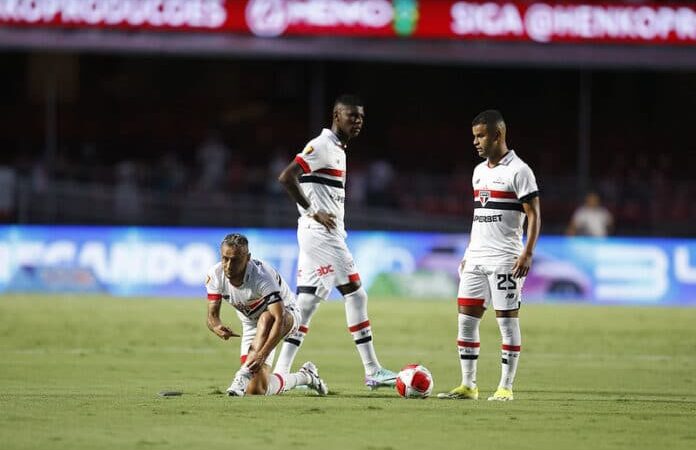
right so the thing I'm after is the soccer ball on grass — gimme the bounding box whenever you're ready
[395,364,433,399]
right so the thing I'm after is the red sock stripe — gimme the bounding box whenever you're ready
[502,344,521,351]
[457,340,481,348]
[207,293,222,301]
[458,298,485,307]
[298,326,309,334]
[348,320,370,332]
[274,373,285,395]
[240,354,247,364]
[348,273,361,283]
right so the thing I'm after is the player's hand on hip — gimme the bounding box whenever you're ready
[512,253,532,279]
[313,210,336,231]
[214,324,239,340]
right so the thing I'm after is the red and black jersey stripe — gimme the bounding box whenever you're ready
[299,175,344,189]
[473,201,524,212]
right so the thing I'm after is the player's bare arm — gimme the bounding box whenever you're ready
[206,299,239,340]
[512,197,541,279]
[245,300,288,372]
[278,160,336,231]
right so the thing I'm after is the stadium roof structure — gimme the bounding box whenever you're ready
[1,27,696,71]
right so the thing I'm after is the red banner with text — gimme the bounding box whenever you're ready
[1,0,696,45]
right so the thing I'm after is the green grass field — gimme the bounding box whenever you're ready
[1,295,695,450]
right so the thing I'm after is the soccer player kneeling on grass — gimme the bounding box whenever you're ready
[205,233,328,397]
[438,110,541,402]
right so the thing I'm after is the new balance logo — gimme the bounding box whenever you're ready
[506,293,516,300]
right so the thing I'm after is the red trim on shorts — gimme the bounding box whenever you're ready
[473,190,517,199]
[207,293,222,301]
[294,156,311,173]
[316,167,345,177]
[298,325,309,334]
[458,298,485,307]
[274,373,285,395]
[457,340,481,348]
[240,355,248,364]
[348,273,361,283]
[502,344,521,352]
[348,320,370,332]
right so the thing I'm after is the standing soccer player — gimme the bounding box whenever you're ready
[274,94,397,389]
[438,110,541,401]
[206,233,328,397]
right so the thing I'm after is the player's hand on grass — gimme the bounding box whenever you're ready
[512,253,533,278]
[213,324,239,340]
[312,210,336,231]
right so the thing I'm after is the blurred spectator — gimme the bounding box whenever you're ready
[113,160,142,222]
[347,161,367,206]
[155,152,187,194]
[366,158,395,207]
[566,192,614,237]
[266,148,289,196]
[195,130,230,192]
[0,164,17,220]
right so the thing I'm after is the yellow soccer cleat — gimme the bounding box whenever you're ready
[436,385,479,400]
[487,387,514,401]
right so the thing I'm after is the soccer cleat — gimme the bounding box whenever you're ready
[365,367,398,390]
[487,387,514,401]
[436,384,479,400]
[226,372,249,397]
[299,361,329,396]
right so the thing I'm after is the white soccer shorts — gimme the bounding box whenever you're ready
[457,261,524,311]
[296,225,360,299]
[239,304,301,367]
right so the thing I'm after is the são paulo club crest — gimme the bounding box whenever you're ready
[478,190,490,206]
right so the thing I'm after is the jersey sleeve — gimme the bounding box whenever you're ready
[294,139,328,174]
[205,266,222,302]
[513,165,539,203]
[254,262,284,306]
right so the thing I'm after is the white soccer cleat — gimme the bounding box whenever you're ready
[226,372,249,397]
[299,361,329,396]
[365,367,398,390]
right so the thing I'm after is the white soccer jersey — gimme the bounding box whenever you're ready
[464,150,539,265]
[294,128,347,236]
[206,258,295,322]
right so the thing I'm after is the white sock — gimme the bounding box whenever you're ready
[274,292,321,374]
[264,372,311,396]
[457,314,481,388]
[496,317,521,390]
[344,287,380,375]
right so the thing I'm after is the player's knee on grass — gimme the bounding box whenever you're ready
[246,365,272,395]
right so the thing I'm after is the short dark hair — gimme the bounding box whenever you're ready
[334,94,363,109]
[220,233,248,248]
[472,109,505,131]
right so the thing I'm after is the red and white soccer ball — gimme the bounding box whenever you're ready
[395,364,434,399]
